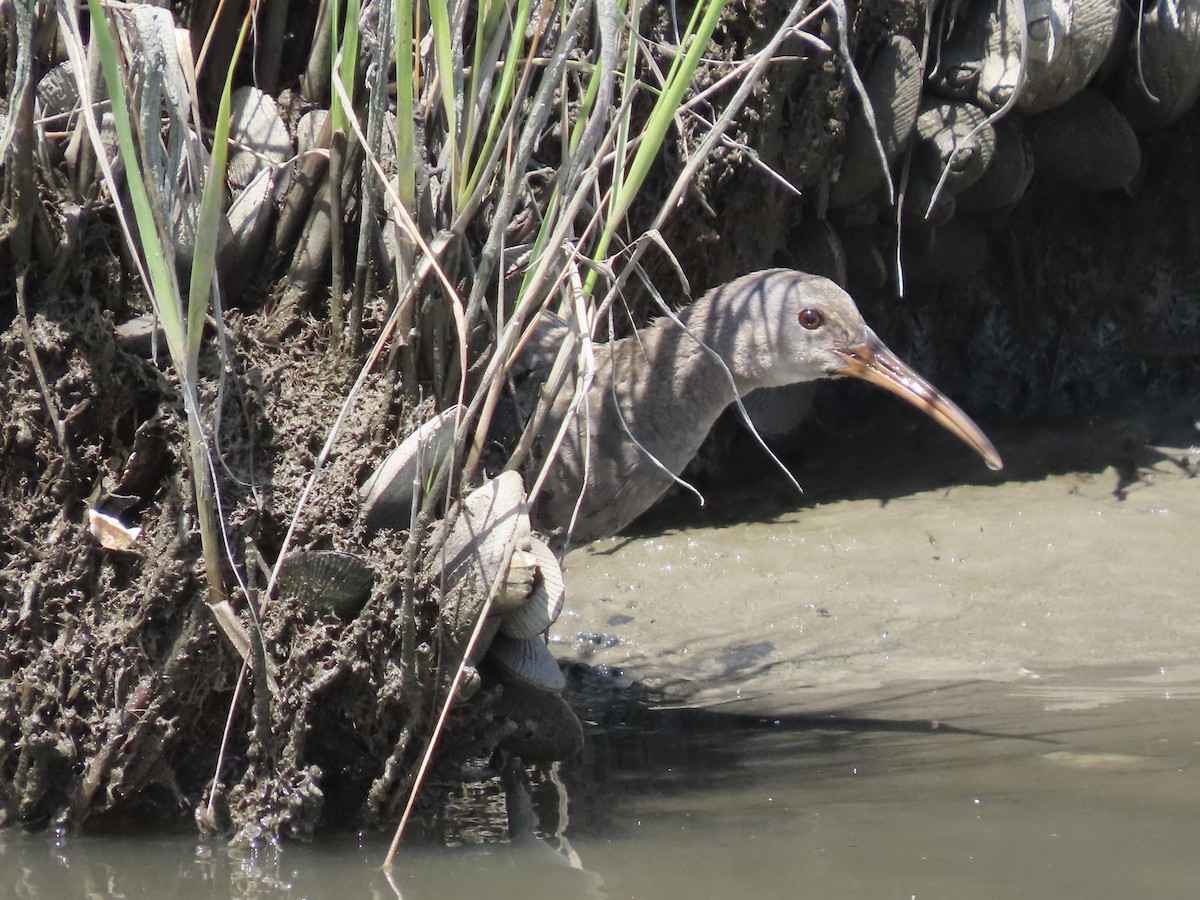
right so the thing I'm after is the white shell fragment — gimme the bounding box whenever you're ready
[488,634,566,692]
[87,509,142,551]
[500,538,566,638]
[277,550,375,617]
[360,406,462,532]
[227,87,292,189]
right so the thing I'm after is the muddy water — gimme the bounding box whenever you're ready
[555,409,1200,706]
[4,409,1200,897]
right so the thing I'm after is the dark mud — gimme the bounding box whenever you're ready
[0,281,505,840]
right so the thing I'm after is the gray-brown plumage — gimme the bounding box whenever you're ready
[519,269,1001,546]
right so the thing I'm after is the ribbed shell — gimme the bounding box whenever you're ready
[36,61,80,121]
[831,36,923,207]
[1027,89,1141,190]
[295,109,330,157]
[494,679,584,762]
[500,538,566,638]
[277,551,375,618]
[1111,0,1200,131]
[226,167,276,262]
[914,100,996,194]
[957,117,1035,210]
[488,635,566,692]
[227,87,292,189]
[1019,0,1121,114]
[791,218,848,287]
[927,0,1024,111]
[437,472,532,643]
[360,406,461,532]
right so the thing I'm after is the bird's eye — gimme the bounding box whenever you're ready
[798,308,823,330]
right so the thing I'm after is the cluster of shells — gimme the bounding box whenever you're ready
[31,3,343,335]
[280,407,581,763]
[821,0,1200,287]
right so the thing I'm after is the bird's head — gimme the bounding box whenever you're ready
[700,268,1003,471]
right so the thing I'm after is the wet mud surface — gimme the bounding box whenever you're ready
[555,405,1200,708]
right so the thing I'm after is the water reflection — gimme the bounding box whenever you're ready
[4,668,1199,899]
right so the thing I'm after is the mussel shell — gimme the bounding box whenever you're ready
[791,217,848,287]
[1027,88,1141,190]
[439,471,531,587]
[488,634,566,693]
[277,550,375,617]
[36,61,80,123]
[226,167,276,263]
[1111,0,1200,131]
[927,0,1024,111]
[295,109,330,156]
[914,100,996,194]
[957,116,1035,210]
[1018,0,1121,114]
[494,679,584,762]
[500,538,566,638]
[831,36,923,207]
[227,87,292,189]
[437,472,532,644]
[360,406,461,532]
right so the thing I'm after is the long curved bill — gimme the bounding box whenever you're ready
[834,330,1003,471]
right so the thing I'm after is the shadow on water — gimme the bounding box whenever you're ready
[4,663,1200,898]
[556,667,1065,834]
[613,398,1200,541]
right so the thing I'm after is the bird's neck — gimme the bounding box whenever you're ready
[627,290,768,396]
[597,293,763,466]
